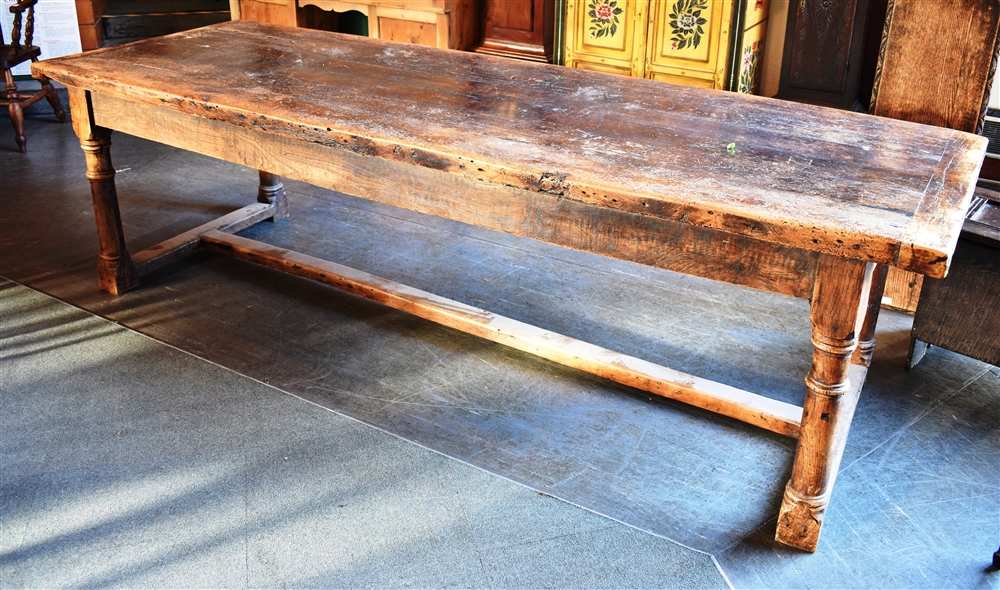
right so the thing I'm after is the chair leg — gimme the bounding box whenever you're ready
[38,73,66,123]
[7,101,26,153]
[4,69,27,152]
[30,59,66,124]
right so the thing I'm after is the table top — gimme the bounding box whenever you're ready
[35,21,987,278]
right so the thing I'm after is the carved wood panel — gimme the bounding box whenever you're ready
[777,0,883,110]
[787,0,858,92]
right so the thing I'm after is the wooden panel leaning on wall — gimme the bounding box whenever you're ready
[869,0,1000,313]
[34,21,986,551]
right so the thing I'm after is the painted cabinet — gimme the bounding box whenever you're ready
[233,0,479,51]
[564,0,769,93]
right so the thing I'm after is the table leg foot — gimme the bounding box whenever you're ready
[97,255,138,295]
[258,171,288,221]
[776,483,828,552]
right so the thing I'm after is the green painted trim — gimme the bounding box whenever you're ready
[725,0,747,92]
[554,0,566,66]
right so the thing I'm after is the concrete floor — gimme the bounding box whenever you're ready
[1,105,998,588]
[1,280,725,588]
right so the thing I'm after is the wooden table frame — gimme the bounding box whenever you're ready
[35,21,986,552]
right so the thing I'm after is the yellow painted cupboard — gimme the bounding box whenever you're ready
[564,0,769,93]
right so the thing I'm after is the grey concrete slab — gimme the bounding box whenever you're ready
[1,280,724,588]
[6,459,249,589]
[244,438,488,588]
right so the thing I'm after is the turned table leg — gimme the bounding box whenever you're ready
[258,171,288,220]
[69,88,137,295]
[853,264,889,366]
[776,255,874,551]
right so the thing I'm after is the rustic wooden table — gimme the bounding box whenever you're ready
[34,20,987,552]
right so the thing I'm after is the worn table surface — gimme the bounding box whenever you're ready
[34,20,985,278]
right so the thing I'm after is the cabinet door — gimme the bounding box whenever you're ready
[564,0,647,76]
[644,0,734,88]
[483,0,548,47]
[776,0,874,110]
[475,0,554,62]
[373,7,445,48]
[239,0,298,26]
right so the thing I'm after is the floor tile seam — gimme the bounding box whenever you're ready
[0,275,781,569]
[710,554,737,590]
[839,364,995,475]
[235,381,729,566]
[440,461,494,586]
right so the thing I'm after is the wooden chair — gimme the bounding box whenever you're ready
[1,0,66,152]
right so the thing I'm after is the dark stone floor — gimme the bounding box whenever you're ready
[2,112,998,588]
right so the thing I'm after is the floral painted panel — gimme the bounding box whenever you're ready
[668,0,709,50]
[588,0,624,39]
[737,20,767,94]
[738,40,761,94]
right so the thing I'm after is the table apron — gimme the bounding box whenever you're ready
[89,91,821,299]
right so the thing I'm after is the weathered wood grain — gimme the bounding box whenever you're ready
[200,229,805,438]
[90,91,821,298]
[871,0,1000,134]
[870,0,1000,310]
[33,20,986,278]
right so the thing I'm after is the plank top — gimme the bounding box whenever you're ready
[34,21,987,277]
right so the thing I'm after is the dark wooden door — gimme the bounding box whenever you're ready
[777,0,885,111]
[473,0,554,63]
